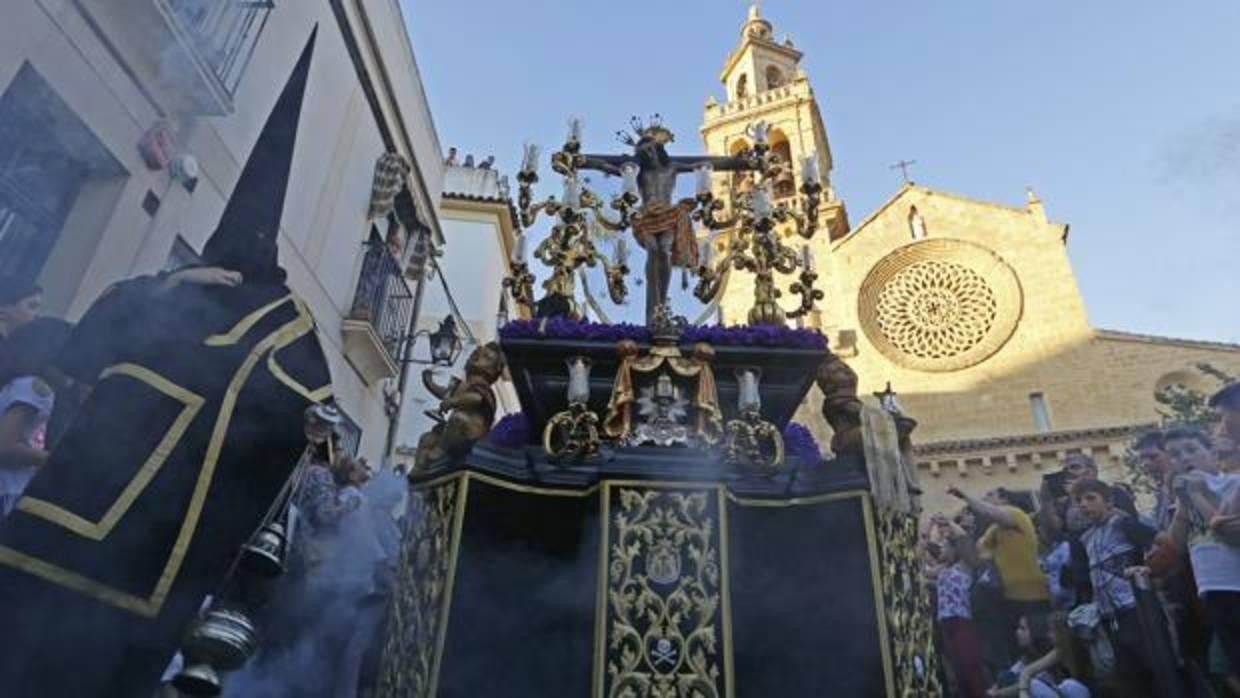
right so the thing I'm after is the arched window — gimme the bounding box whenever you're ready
[735,74,749,100]
[729,138,753,193]
[1154,370,1207,397]
[765,65,784,89]
[769,131,795,199]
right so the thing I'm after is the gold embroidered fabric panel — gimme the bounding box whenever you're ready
[377,477,465,698]
[597,484,732,698]
[875,506,942,698]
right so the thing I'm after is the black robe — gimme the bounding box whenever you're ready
[0,277,332,697]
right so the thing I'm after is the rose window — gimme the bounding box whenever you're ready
[859,239,1022,372]
[875,260,997,360]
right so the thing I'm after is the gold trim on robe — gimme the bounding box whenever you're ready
[16,363,205,540]
[0,298,323,618]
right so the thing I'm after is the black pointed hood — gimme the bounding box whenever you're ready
[202,27,317,282]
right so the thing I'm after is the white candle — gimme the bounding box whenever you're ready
[568,117,583,143]
[737,368,761,412]
[621,163,639,197]
[750,120,769,145]
[614,237,628,266]
[800,154,820,186]
[801,244,815,272]
[513,234,527,263]
[699,239,713,266]
[695,165,712,196]
[521,143,540,173]
[751,187,772,218]
[563,177,581,209]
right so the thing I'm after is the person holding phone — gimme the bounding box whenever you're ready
[950,486,1052,673]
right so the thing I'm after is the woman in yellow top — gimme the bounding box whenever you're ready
[950,486,1051,674]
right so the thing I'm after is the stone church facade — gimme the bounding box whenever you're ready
[705,6,1240,515]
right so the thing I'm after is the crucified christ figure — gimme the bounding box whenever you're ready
[579,122,760,322]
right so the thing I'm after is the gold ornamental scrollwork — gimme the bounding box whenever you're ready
[376,478,465,698]
[597,485,731,698]
[858,239,1023,372]
[875,505,942,698]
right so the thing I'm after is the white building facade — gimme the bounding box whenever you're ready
[392,165,522,465]
[0,0,446,462]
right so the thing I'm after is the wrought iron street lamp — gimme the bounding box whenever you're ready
[408,315,464,366]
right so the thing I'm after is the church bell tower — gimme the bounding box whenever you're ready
[701,4,850,325]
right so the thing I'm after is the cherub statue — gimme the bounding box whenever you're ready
[414,342,506,469]
[815,354,863,454]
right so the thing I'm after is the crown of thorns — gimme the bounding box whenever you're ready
[616,114,674,147]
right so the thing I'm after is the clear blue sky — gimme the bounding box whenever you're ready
[405,1,1240,342]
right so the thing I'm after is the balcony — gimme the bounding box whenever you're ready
[342,240,413,385]
[77,0,273,115]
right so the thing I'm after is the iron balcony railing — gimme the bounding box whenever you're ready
[164,0,274,97]
[350,240,414,363]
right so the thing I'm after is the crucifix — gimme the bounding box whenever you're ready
[889,159,917,184]
[577,116,763,322]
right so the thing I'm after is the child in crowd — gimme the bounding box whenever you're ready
[932,513,992,698]
[989,613,1090,698]
[1069,478,1166,698]
[0,317,73,515]
[1166,426,1240,689]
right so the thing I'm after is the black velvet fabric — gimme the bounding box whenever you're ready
[437,477,600,697]
[0,278,331,697]
[728,496,887,696]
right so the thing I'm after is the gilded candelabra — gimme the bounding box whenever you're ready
[692,123,826,326]
[543,356,601,462]
[722,368,784,470]
[507,123,633,319]
[504,117,828,326]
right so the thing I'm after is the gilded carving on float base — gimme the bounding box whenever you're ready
[858,239,1023,372]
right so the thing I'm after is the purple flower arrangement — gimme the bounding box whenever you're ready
[498,318,826,350]
[488,411,823,464]
[487,412,531,449]
[498,318,650,343]
[782,422,824,464]
[681,323,826,350]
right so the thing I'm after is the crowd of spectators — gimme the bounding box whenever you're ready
[924,384,1240,697]
[444,146,494,170]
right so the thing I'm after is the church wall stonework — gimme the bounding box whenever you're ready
[701,6,1240,517]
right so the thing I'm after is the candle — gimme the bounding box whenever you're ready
[750,120,769,145]
[614,237,628,266]
[520,143,540,173]
[568,116,583,143]
[695,165,713,196]
[751,186,772,218]
[736,368,761,413]
[800,154,820,186]
[565,357,591,404]
[699,239,713,267]
[513,234,527,263]
[621,162,639,197]
[656,374,674,399]
[801,244,815,272]
[563,176,581,209]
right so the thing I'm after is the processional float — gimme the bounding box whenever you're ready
[379,116,939,697]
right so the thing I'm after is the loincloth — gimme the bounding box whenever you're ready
[632,199,699,268]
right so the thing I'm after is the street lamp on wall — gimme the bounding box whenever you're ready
[407,315,464,366]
